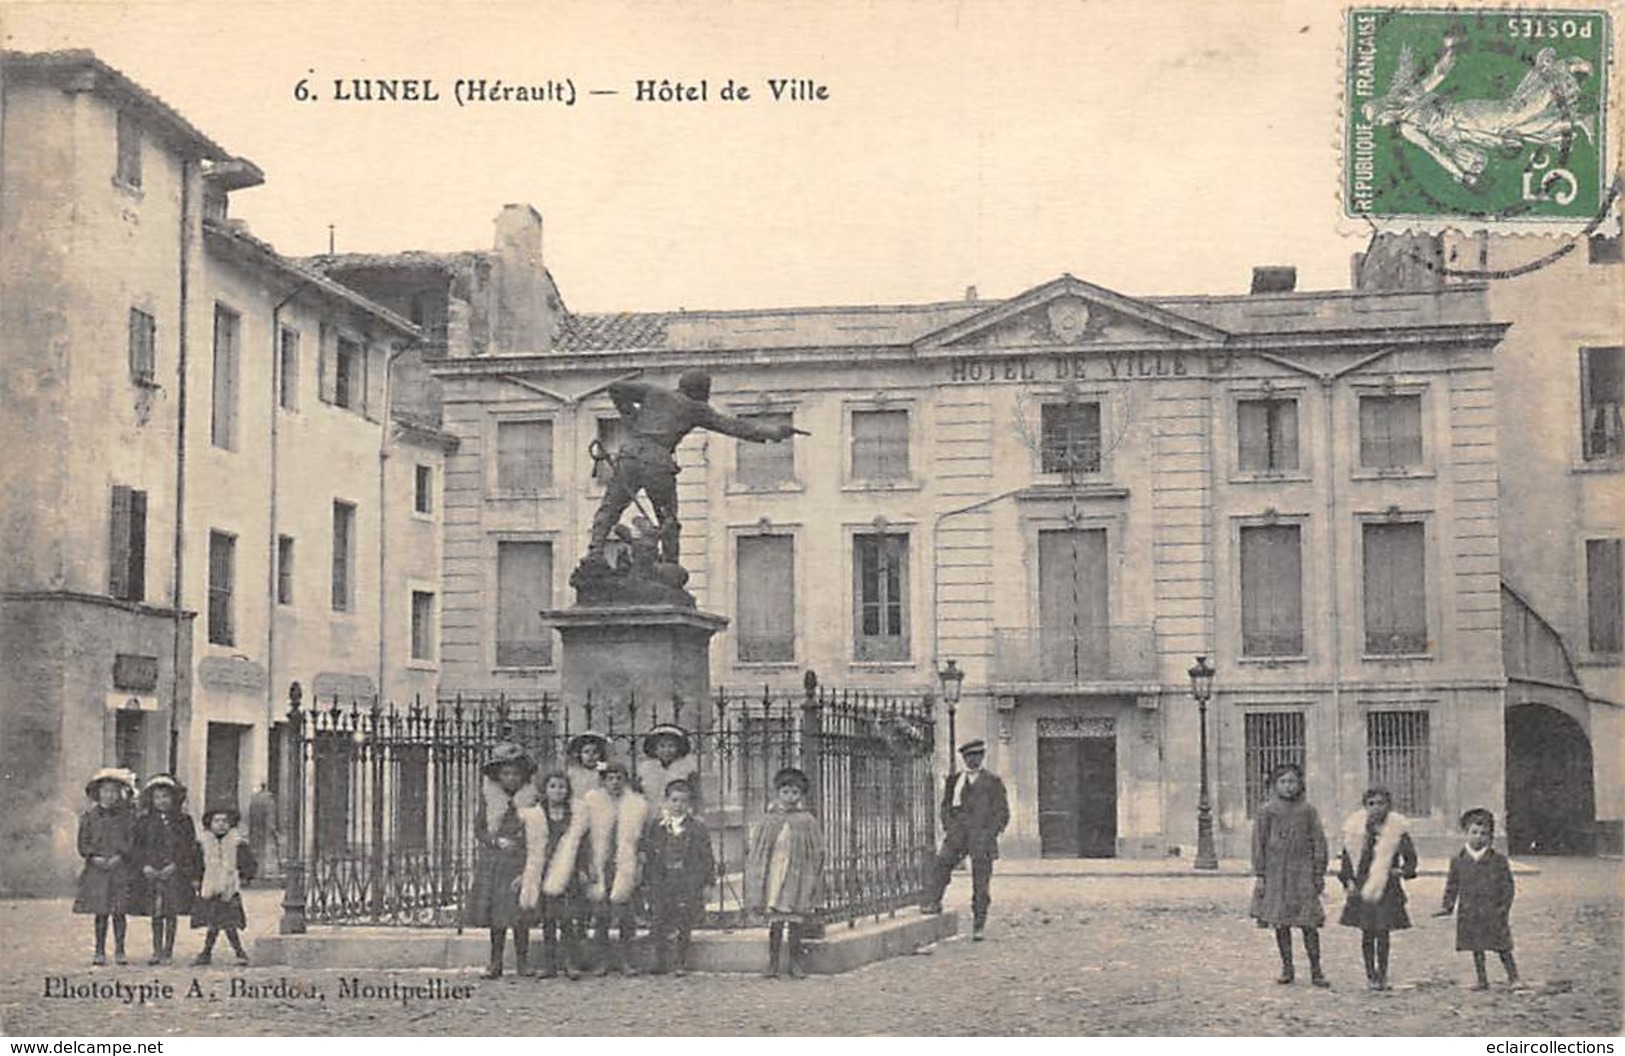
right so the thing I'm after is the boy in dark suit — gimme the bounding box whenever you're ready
[921,740,1010,941]
[642,778,715,975]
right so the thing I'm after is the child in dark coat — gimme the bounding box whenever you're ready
[191,807,257,965]
[1338,786,1418,991]
[73,769,138,965]
[1434,807,1520,990]
[133,774,201,965]
[745,767,825,979]
[1249,763,1329,987]
[642,778,715,975]
[467,742,539,978]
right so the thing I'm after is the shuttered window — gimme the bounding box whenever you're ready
[211,305,239,450]
[851,409,910,483]
[116,111,141,187]
[331,502,356,612]
[411,591,436,662]
[128,308,156,384]
[854,532,909,661]
[737,412,795,488]
[334,338,364,412]
[279,327,300,410]
[108,485,148,602]
[207,531,236,646]
[1586,538,1623,653]
[497,420,554,493]
[1240,524,1303,656]
[277,535,295,605]
[1582,347,1624,460]
[1237,398,1299,472]
[1367,710,1431,815]
[1362,522,1428,654]
[737,535,794,662]
[1359,394,1423,469]
[1244,711,1306,818]
[496,541,553,667]
[1040,402,1102,474]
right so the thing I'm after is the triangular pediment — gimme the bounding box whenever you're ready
[916,275,1228,352]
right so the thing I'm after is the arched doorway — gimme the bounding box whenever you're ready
[1505,703,1595,855]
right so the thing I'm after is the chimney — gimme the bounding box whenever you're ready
[964,285,978,302]
[1250,266,1297,294]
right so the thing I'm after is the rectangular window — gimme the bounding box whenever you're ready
[414,464,433,514]
[1590,235,1623,266]
[1586,538,1623,653]
[331,501,356,612]
[114,710,146,778]
[207,530,235,646]
[1237,398,1299,473]
[737,534,795,662]
[1358,394,1423,469]
[410,590,436,662]
[496,540,553,667]
[736,411,796,489]
[107,485,148,603]
[396,746,429,852]
[1240,524,1303,657]
[853,531,909,661]
[211,305,239,450]
[334,338,364,411]
[1040,402,1102,475]
[128,308,156,384]
[851,409,910,483]
[279,327,299,410]
[1367,710,1431,816]
[1243,711,1305,818]
[592,417,621,485]
[1581,347,1624,460]
[116,111,141,188]
[497,420,554,494]
[276,535,295,606]
[1362,522,1428,655]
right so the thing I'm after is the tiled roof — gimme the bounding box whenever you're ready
[555,312,673,351]
[306,251,482,275]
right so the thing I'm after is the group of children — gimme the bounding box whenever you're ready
[469,726,826,980]
[1251,762,1521,992]
[73,769,257,968]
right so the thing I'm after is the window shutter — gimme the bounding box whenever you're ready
[360,343,376,421]
[737,535,794,661]
[318,323,335,403]
[1586,538,1623,652]
[128,489,147,602]
[1274,401,1300,470]
[1237,401,1267,471]
[1241,525,1301,655]
[108,485,132,599]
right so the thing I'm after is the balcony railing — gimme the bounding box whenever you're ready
[991,626,1158,685]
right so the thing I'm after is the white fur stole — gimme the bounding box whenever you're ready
[578,787,650,904]
[518,805,584,911]
[482,778,539,837]
[1342,810,1410,902]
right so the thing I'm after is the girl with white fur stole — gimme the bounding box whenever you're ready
[577,759,650,975]
[1337,786,1418,990]
[517,770,586,979]
[468,742,539,978]
[191,807,257,965]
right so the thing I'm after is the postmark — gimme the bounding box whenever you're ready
[1345,7,1613,227]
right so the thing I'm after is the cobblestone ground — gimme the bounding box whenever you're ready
[3,860,1617,1036]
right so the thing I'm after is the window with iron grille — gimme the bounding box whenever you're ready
[736,411,795,488]
[737,534,794,662]
[1040,402,1102,475]
[410,591,436,662]
[592,417,621,485]
[1366,710,1431,815]
[276,535,295,605]
[1586,538,1623,653]
[114,709,146,778]
[496,540,553,667]
[116,111,141,188]
[1362,522,1428,655]
[211,305,239,450]
[1581,347,1624,460]
[497,420,554,493]
[331,502,356,613]
[1244,711,1306,818]
[1237,398,1299,473]
[128,308,156,384]
[108,485,148,602]
[207,531,236,645]
[854,532,909,661]
[851,409,910,483]
[278,327,299,410]
[1358,394,1423,469]
[1240,524,1303,657]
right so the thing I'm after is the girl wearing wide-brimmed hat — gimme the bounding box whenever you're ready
[564,731,610,808]
[132,773,201,965]
[73,768,138,965]
[745,766,824,979]
[468,741,539,978]
[190,806,257,966]
[636,723,699,803]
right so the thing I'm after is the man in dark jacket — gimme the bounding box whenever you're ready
[922,740,1010,940]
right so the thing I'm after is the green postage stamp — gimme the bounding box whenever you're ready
[1346,7,1613,225]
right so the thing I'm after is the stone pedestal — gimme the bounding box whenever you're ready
[542,605,728,730]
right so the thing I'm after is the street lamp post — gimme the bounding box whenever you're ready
[938,659,964,773]
[1188,655,1219,871]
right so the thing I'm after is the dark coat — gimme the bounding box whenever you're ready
[192,843,258,931]
[73,805,138,915]
[1249,796,1328,928]
[642,814,715,901]
[1441,848,1515,952]
[1337,815,1417,933]
[939,769,1010,859]
[131,810,201,916]
[466,788,530,928]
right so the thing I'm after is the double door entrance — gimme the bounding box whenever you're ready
[1036,717,1118,858]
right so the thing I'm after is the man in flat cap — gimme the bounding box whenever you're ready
[922,740,1009,941]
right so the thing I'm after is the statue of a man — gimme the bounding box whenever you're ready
[587,370,795,565]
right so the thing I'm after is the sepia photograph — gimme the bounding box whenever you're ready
[0,0,1620,1040]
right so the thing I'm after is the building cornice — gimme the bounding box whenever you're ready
[2,589,196,620]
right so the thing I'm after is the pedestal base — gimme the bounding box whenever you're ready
[542,605,728,729]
